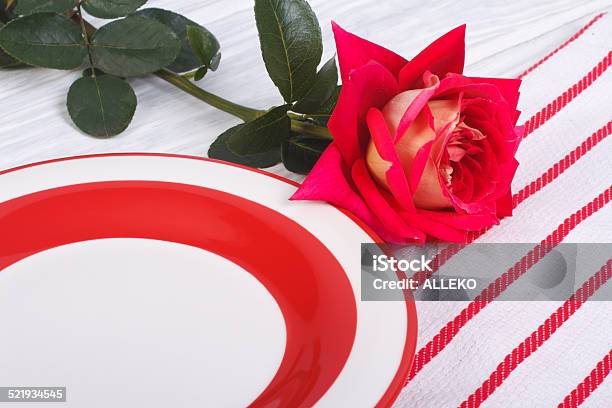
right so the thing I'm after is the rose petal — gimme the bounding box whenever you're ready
[398,25,466,90]
[496,190,514,217]
[380,89,455,210]
[395,77,439,141]
[458,164,474,201]
[400,210,467,242]
[436,75,521,112]
[332,21,408,84]
[494,158,519,201]
[366,108,416,211]
[329,61,399,164]
[351,159,425,242]
[428,98,461,133]
[437,76,506,103]
[291,144,382,231]
[409,106,456,191]
[468,76,522,111]
[512,125,525,152]
[409,140,435,192]
[447,145,467,162]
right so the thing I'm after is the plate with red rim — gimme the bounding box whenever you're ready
[0,153,417,407]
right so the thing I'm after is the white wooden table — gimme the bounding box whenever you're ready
[0,0,609,180]
[2,1,612,407]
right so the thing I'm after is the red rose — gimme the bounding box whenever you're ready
[291,23,523,243]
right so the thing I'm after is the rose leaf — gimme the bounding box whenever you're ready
[293,56,338,114]
[132,8,220,73]
[82,0,147,19]
[226,105,291,156]
[14,0,75,15]
[0,13,86,69]
[281,134,330,174]
[67,74,137,138]
[186,24,221,71]
[208,125,282,169]
[90,16,181,77]
[255,0,322,103]
[193,66,207,81]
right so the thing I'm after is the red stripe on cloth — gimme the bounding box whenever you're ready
[411,121,612,286]
[517,13,605,79]
[513,121,612,207]
[460,259,612,408]
[523,51,612,137]
[407,186,612,382]
[558,348,612,408]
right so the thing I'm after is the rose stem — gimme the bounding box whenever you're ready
[155,69,264,122]
[290,120,333,140]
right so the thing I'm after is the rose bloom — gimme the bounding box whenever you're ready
[291,23,523,243]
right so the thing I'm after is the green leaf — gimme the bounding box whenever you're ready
[0,47,23,67]
[281,134,330,174]
[226,105,291,156]
[0,13,86,69]
[319,85,341,114]
[90,16,181,77]
[304,85,341,126]
[208,125,281,169]
[254,0,322,103]
[14,0,74,15]
[0,21,20,67]
[82,0,147,19]
[293,57,338,114]
[131,8,220,73]
[0,47,15,66]
[186,24,221,71]
[67,74,137,138]
[193,66,207,81]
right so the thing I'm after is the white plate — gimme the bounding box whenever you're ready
[0,154,416,407]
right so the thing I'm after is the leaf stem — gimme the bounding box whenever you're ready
[75,2,95,77]
[155,69,264,122]
[291,120,333,140]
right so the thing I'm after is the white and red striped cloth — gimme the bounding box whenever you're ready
[395,12,612,408]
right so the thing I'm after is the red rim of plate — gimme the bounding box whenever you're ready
[0,153,418,407]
